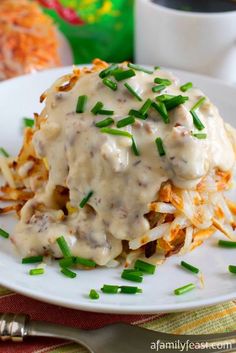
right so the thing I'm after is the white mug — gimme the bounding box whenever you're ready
[135,0,236,82]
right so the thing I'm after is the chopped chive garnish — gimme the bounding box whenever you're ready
[121,271,143,282]
[155,137,166,157]
[80,191,94,208]
[95,118,114,128]
[56,236,72,258]
[192,133,207,139]
[22,256,43,264]
[152,84,166,93]
[23,117,34,128]
[74,256,96,268]
[174,283,196,295]
[191,111,205,131]
[164,95,189,111]
[117,116,135,128]
[180,82,193,92]
[76,95,87,113]
[181,261,200,274]
[89,289,100,299]
[156,94,175,102]
[0,228,9,239]
[131,137,140,156]
[191,97,206,111]
[101,284,119,294]
[139,98,152,115]
[154,66,161,70]
[114,69,136,81]
[61,267,77,278]
[124,83,142,101]
[59,257,74,268]
[102,78,117,91]
[228,265,236,274]
[97,109,114,115]
[29,268,44,276]
[0,147,10,158]
[129,109,148,120]
[152,101,169,124]
[218,240,236,248]
[122,269,144,276]
[99,64,118,78]
[127,63,153,74]
[91,101,103,115]
[154,77,172,86]
[101,127,132,138]
[120,286,142,294]
[134,259,156,274]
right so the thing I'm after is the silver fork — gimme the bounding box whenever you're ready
[0,313,235,353]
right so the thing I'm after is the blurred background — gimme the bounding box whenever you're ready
[0,0,134,80]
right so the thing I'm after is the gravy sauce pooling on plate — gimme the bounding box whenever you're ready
[12,62,236,265]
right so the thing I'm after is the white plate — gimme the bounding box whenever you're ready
[0,67,236,314]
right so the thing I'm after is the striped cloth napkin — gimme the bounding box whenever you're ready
[0,286,235,353]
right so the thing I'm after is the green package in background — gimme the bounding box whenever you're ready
[39,0,134,64]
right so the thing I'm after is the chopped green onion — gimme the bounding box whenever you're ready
[23,117,34,128]
[192,133,207,139]
[174,283,196,295]
[156,94,175,102]
[89,289,100,299]
[101,127,132,138]
[180,82,193,92]
[91,101,103,115]
[120,286,142,294]
[101,284,119,294]
[76,95,87,113]
[0,228,9,239]
[191,97,206,111]
[152,101,169,124]
[95,118,114,128]
[29,268,44,276]
[134,259,156,274]
[139,98,152,115]
[124,83,142,101]
[122,269,143,276]
[181,261,200,274]
[152,84,166,93]
[22,256,43,264]
[114,69,136,81]
[121,271,143,283]
[218,240,236,248]
[131,137,140,156]
[74,256,96,268]
[191,111,205,131]
[228,265,236,274]
[164,95,189,111]
[61,267,77,278]
[127,63,153,74]
[155,137,166,157]
[99,64,118,78]
[154,77,172,86]
[97,109,114,115]
[102,78,117,91]
[0,147,10,158]
[79,191,94,208]
[154,66,161,70]
[128,109,148,120]
[56,236,72,258]
[59,257,74,268]
[117,116,135,128]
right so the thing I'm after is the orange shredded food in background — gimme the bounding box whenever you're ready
[0,0,61,80]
